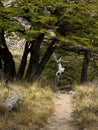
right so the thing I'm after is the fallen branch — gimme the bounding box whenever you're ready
[2,92,20,111]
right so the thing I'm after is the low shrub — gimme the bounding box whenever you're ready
[73,83,98,130]
[0,81,54,130]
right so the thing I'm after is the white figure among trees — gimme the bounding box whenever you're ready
[52,53,65,85]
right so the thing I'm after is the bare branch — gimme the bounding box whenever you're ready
[2,92,20,111]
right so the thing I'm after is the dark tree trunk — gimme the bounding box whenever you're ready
[17,42,30,79]
[26,34,44,80]
[0,50,2,70]
[0,29,16,79]
[30,38,57,82]
[0,59,2,69]
[3,50,16,79]
[80,51,91,83]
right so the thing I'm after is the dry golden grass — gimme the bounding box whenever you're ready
[0,81,54,130]
[73,83,98,130]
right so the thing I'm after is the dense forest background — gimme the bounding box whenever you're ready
[1,0,98,130]
[0,0,98,85]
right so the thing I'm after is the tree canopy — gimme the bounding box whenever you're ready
[0,0,98,84]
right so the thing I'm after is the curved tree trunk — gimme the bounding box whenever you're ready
[3,50,16,79]
[80,51,91,83]
[26,34,44,81]
[0,60,2,69]
[17,42,30,79]
[0,29,16,79]
[30,38,57,82]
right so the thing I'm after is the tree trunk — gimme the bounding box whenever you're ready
[0,29,16,79]
[3,50,16,79]
[17,42,30,79]
[30,38,57,82]
[26,34,44,80]
[80,51,91,83]
[0,57,2,69]
[0,60,2,69]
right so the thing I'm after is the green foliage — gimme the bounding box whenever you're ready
[57,1,98,49]
[1,0,98,43]
[1,0,98,84]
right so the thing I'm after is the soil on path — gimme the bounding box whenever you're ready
[40,91,78,130]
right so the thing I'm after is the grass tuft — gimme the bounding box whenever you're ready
[0,80,54,130]
[73,83,98,130]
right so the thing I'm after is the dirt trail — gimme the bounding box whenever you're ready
[40,91,78,130]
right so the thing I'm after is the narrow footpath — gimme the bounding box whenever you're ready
[40,91,78,130]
